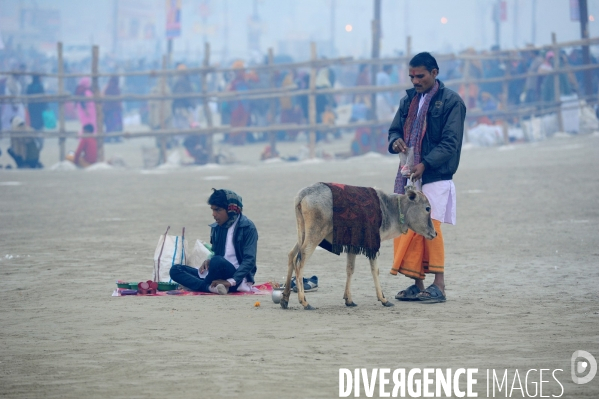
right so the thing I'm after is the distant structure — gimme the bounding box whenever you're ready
[247,0,261,56]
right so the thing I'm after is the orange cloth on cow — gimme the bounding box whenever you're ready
[390,219,444,279]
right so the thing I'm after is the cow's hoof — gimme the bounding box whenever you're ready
[345,302,357,307]
[382,300,395,307]
[304,304,316,310]
[280,300,288,309]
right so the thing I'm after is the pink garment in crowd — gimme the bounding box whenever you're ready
[75,77,97,136]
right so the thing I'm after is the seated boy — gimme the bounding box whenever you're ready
[169,189,258,295]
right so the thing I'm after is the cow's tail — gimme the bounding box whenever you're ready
[293,197,305,267]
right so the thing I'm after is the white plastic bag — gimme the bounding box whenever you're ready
[153,226,186,282]
[187,239,214,279]
[187,239,213,268]
[398,147,414,177]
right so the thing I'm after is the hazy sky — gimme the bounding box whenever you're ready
[2,0,599,62]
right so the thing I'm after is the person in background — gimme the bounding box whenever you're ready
[170,189,258,295]
[1,72,25,134]
[74,77,97,136]
[183,134,209,165]
[148,77,173,149]
[26,74,46,167]
[479,91,499,113]
[171,63,195,131]
[103,76,123,143]
[456,48,482,110]
[278,70,302,141]
[7,116,43,169]
[481,45,504,100]
[540,51,575,110]
[26,74,46,131]
[507,51,527,106]
[226,61,251,145]
[523,49,544,105]
[66,123,97,168]
[354,64,371,111]
[315,68,335,142]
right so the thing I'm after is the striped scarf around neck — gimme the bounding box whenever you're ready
[394,80,440,194]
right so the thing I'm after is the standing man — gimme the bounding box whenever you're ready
[388,52,466,303]
[170,189,258,295]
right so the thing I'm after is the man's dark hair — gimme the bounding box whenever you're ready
[83,124,94,133]
[208,188,228,210]
[409,52,439,73]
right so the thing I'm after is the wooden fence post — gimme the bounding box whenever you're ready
[552,33,564,132]
[92,45,104,162]
[501,52,510,145]
[159,55,168,164]
[308,42,317,159]
[462,57,471,144]
[267,47,277,157]
[57,42,66,161]
[201,42,214,163]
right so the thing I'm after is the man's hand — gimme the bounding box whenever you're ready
[210,279,232,289]
[199,259,210,274]
[392,138,407,153]
[410,163,426,181]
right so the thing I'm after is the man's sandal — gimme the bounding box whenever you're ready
[395,284,422,301]
[416,284,446,303]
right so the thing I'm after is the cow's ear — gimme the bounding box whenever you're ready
[407,189,417,201]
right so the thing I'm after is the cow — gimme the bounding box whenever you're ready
[280,183,437,310]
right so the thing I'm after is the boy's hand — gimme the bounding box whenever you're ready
[199,259,210,274]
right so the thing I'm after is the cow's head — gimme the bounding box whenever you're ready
[400,189,437,239]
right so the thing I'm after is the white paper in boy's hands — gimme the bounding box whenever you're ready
[188,239,212,270]
[198,266,208,279]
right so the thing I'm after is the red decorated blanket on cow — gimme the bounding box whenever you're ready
[322,183,382,260]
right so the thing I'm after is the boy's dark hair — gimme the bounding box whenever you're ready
[208,188,228,210]
[409,52,439,73]
[83,124,94,133]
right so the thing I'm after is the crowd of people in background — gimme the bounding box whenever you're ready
[1,40,598,168]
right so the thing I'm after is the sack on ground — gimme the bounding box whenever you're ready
[153,227,186,282]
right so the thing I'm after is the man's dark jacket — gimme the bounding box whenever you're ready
[209,214,258,285]
[388,79,466,185]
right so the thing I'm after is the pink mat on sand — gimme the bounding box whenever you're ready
[112,282,273,297]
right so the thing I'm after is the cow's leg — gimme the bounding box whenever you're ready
[369,257,394,307]
[281,243,299,309]
[295,242,318,310]
[343,253,357,307]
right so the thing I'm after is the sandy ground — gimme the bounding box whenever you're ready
[0,130,598,398]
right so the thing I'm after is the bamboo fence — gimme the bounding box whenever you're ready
[1,34,598,163]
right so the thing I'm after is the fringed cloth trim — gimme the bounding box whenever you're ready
[332,244,379,261]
